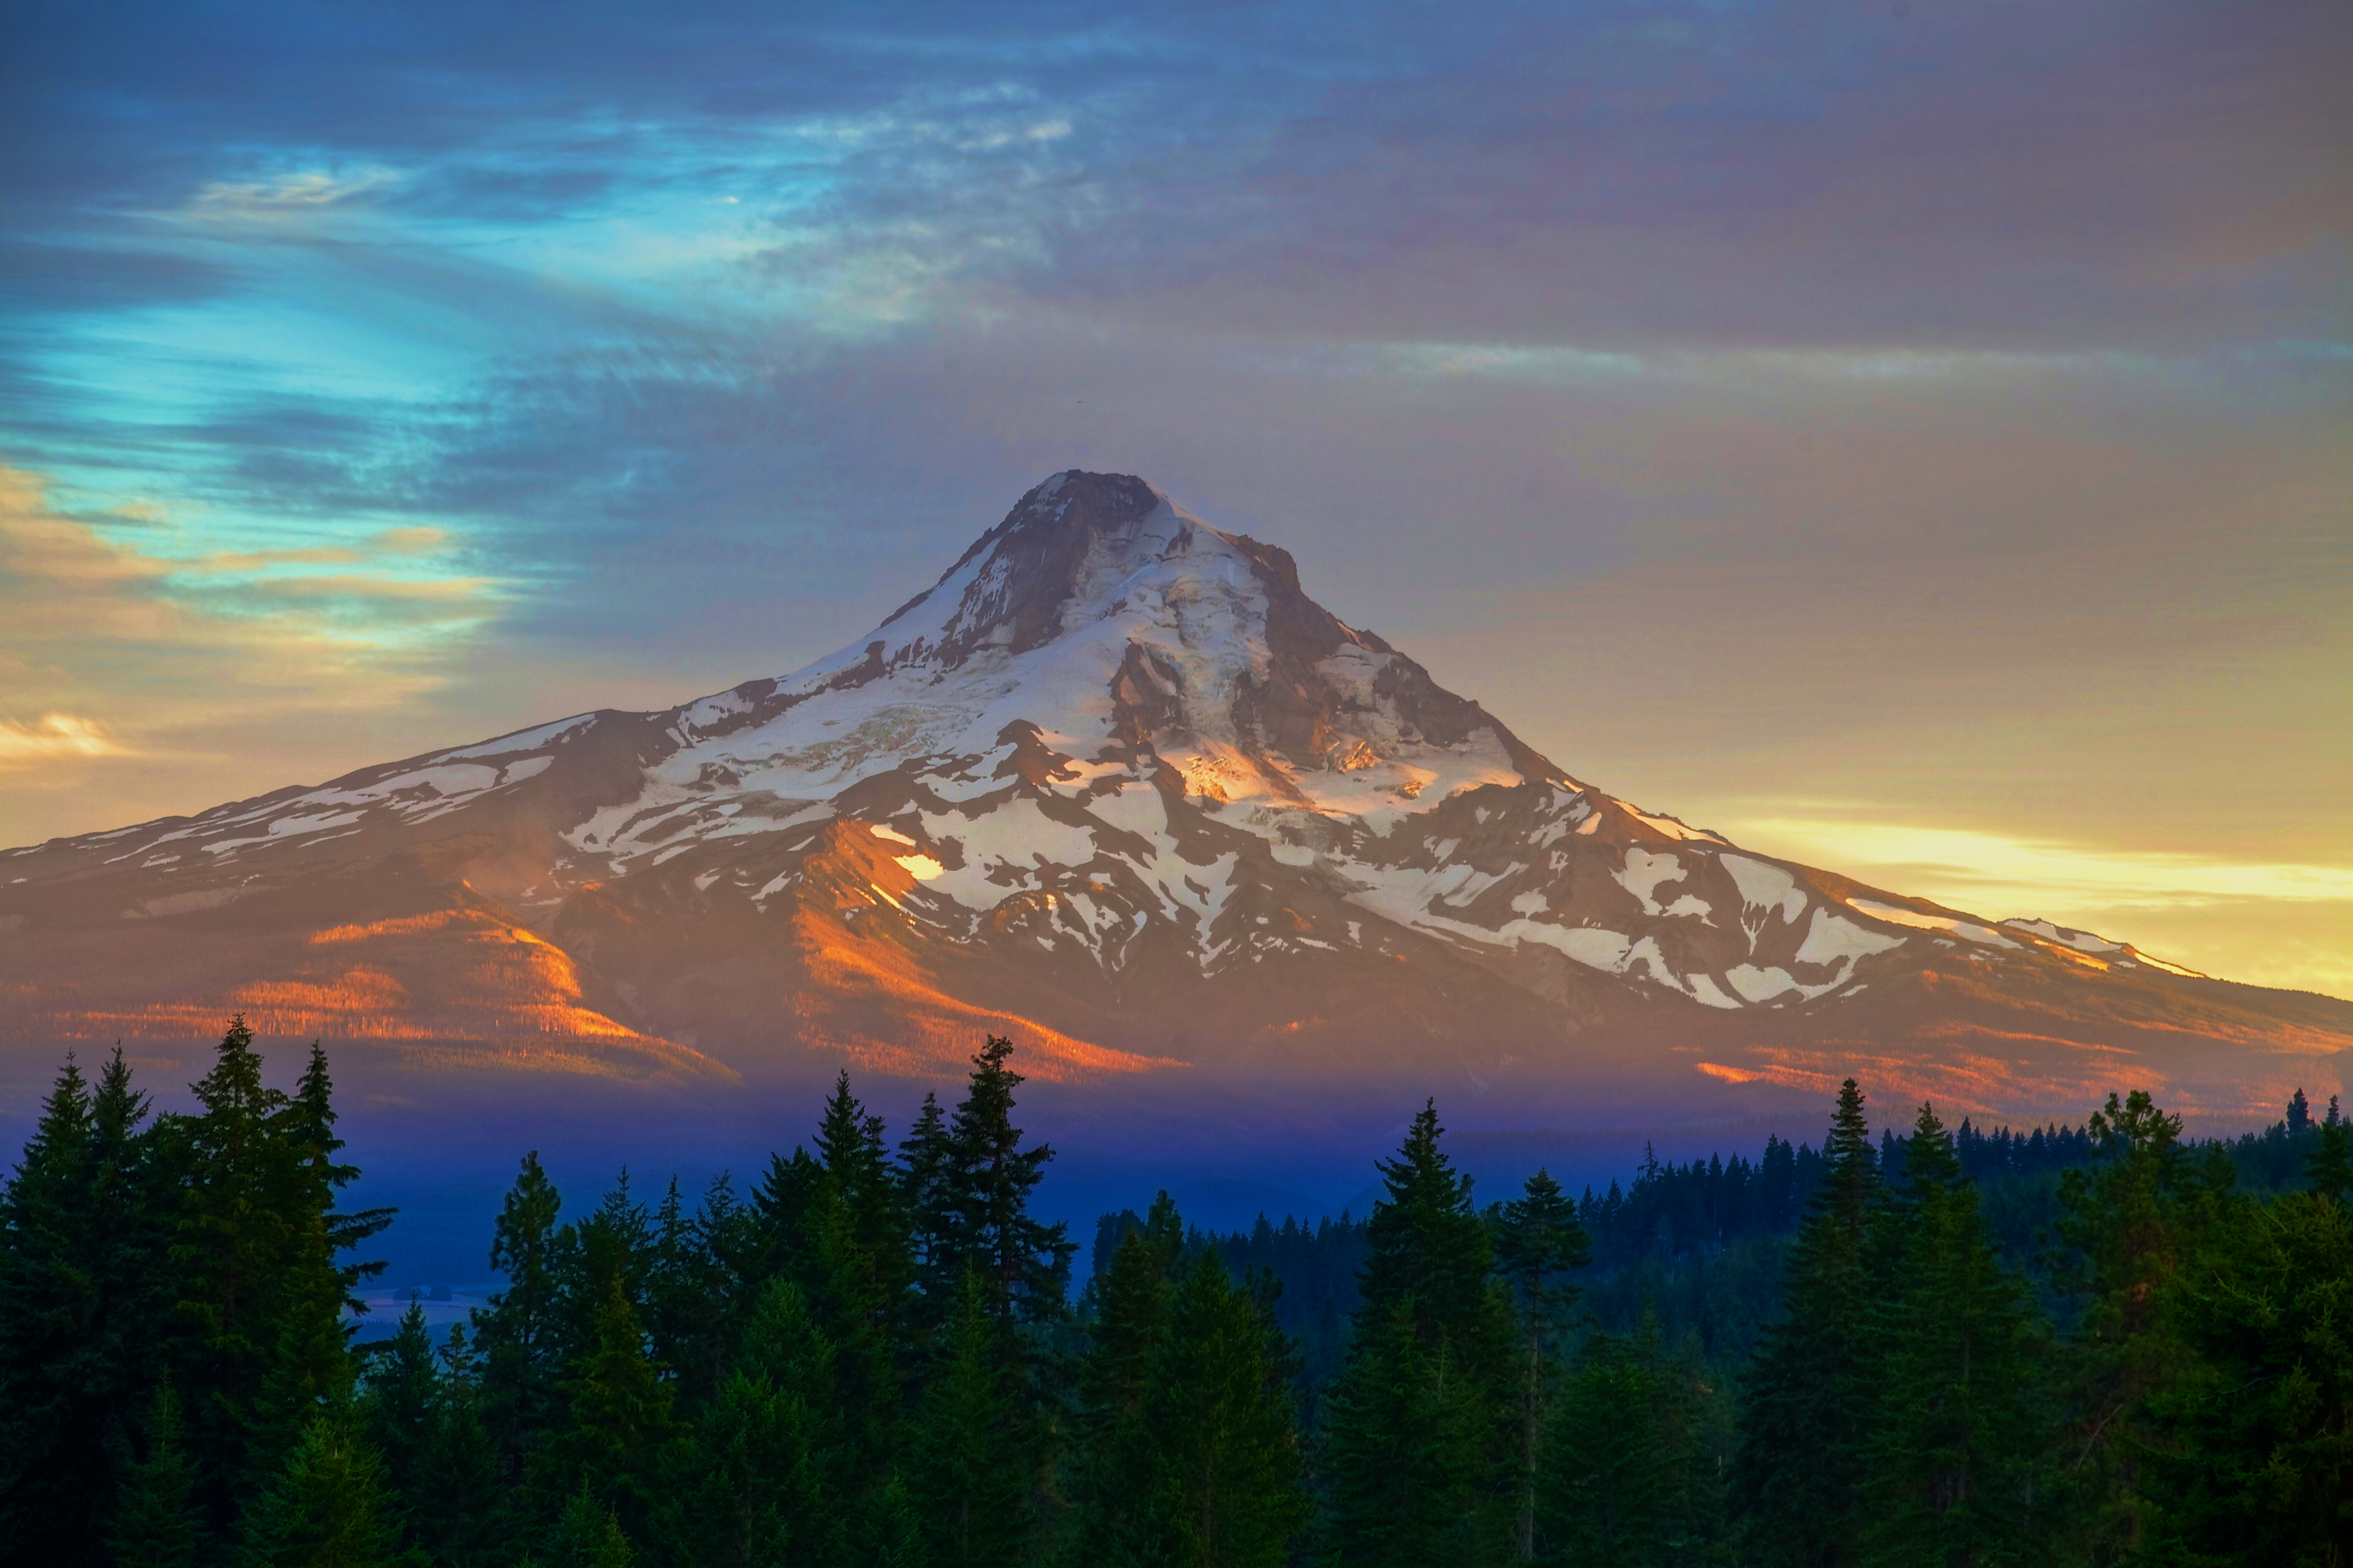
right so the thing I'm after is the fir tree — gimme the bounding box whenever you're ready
[473,1151,564,1486]
[407,1329,505,1568]
[360,1302,437,1505]
[1859,1104,2050,1566]
[236,1409,415,1568]
[1540,1313,1725,1567]
[1732,1077,1882,1567]
[1317,1296,1487,1567]
[1492,1168,1590,1561]
[943,1036,1076,1326]
[2306,1098,2352,1203]
[2052,1089,2203,1554]
[2136,1183,2353,1565]
[801,1074,914,1500]
[110,1385,202,1568]
[535,1275,689,1552]
[1133,1249,1311,1567]
[169,1016,310,1535]
[0,1053,107,1561]
[1322,1101,1516,1565]
[904,1271,1034,1568]
[1065,1194,1187,1560]
[550,1489,633,1568]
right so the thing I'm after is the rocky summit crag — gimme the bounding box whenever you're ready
[4,472,2346,1127]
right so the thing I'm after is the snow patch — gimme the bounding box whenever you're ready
[1847,898,2021,950]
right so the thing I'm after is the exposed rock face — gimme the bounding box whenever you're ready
[3,472,2345,1123]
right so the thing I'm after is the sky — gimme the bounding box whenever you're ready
[0,0,2345,996]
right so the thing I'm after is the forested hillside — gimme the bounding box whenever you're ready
[3,1019,2347,1565]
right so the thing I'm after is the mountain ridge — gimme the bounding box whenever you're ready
[4,471,2345,1128]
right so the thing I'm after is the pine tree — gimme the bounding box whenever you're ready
[1321,1101,1516,1565]
[1133,1249,1311,1567]
[2306,1099,2352,1203]
[550,1488,633,1568]
[110,1385,202,1568]
[942,1036,1076,1326]
[1318,1296,1487,1566]
[473,1151,564,1487]
[169,1015,303,1536]
[1493,1168,1590,1561]
[1065,1194,1187,1560]
[2136,1183,2353,1565]
[1540,1312,1725,1567]
[801,1073,914,1500]
[1858,1104,2050,1566]
[904,1271,1034,1568]
[0,1053,102,1560]
[235,1409,415,1568]
[1732,1077,1882,1567]
[2052,1089,2203,1554]
[535,1275,689,1552]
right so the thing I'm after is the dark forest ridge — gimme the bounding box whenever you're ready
[4,1022,2346,1564]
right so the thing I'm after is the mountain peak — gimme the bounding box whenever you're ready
[5,471,2323,1131]
[876,471,1175,660]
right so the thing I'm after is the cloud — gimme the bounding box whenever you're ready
[0,715,131,763]
[188,168,401,223]
[1726,815,2353,911]
[0,462,493,808]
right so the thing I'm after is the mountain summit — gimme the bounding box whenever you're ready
[3,473,2344,1125]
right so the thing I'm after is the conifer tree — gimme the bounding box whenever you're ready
[802,1073,915,1496]
[898,1092,957,1323]
[1318,1297,1487,1566]
[0,1053,106,1560]
[1492,1168,1590,1561]
[550,1489,633,1568]
[406,1327,505,1568]
[686,1367,822,1568]
[1732,1077,1882,1567]
[1321,1101,1516,1565]
[1065,1194,1187,1560]
[2306,1097,2352,1203]
[904,1271,1034,1568]
[2136,1181,2353,1564]
[111,1385,202,1568]
[536,1275,689,1552]
[361,1302,437,1493]
[1133,1249,1312,1567]
[1540,1312,1725,1568]
[696,1277,842,1564]
[236,1409,414,1568]
[1859,1104,2049,1566]
[943,1036,1076,1326]
[474,1152,564,1485]
[167,1017,314,1534]
[2052,1089,2202,1552]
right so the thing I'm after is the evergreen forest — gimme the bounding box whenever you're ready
[3,1017,2348,1566]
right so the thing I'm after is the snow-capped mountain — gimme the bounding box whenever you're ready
[3,473,2344,1123]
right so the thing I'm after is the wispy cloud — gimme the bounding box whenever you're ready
[0,462,492,798]
[0,715,131,763]
[188,168,401,223]
[1727,813,2353,911]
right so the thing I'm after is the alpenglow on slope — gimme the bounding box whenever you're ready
[3,473,2345,1123]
